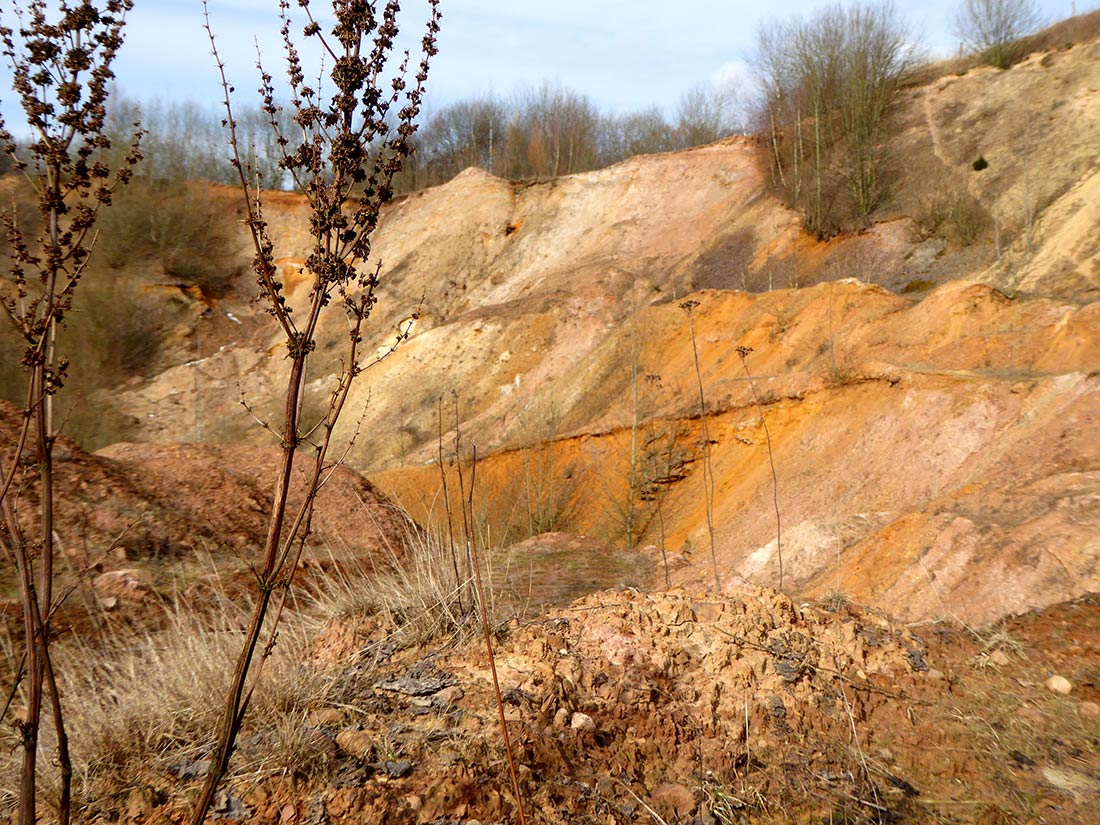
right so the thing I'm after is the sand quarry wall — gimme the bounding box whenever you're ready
[62,36,1100,626]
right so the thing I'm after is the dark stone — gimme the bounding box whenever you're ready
[384,759,413,778]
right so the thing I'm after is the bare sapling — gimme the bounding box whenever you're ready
[193,1,440,821]
[0,3,141,822]
[679,299,721,591]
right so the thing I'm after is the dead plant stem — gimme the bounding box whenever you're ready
[736,346,783,592]
[191,2,440,818]
[681,301,721,591]
[438,398,463,612]
[452,403,527,824]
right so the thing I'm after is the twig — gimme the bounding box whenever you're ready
[613,778,670,825]
[680,300,721,591]
[736,346,783,592]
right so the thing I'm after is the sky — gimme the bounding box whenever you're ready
[0,0,1090,128]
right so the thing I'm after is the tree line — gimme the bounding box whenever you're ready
[87,80,742,195]
[396,82,743,189]
[1,0,1055,242]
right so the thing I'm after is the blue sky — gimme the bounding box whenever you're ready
[1,0,1090,127]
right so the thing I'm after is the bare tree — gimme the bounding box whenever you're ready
[752,2,914,236]
[599,106,678,163]
[954,0,1043,68]
[837,2,914,215]
[421,96,505,179]
[191,1,440,821]
[0,2,142,823]
[503,82,603,178]
[675,81,741,147]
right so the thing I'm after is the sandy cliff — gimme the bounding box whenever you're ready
[4,34,1100,626]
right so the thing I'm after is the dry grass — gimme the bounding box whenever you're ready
[903,10,1100,88]
[698,777,770,822]
[1,580,342,819]
[818,590,852,613]
[315,517,504,650]
[1022,10,1100,56]
[914,188,990,246]
[0,497,510,819]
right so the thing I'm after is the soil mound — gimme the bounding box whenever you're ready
[0,401,412,611]
[150,588,1100,824]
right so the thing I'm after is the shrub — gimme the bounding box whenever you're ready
[94,178,242,295]
[914,188,989,245]
[954,0,1044,69]
[753,2,916,237]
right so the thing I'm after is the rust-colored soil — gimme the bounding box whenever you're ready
[0,401,412,635]
[111,588,1100,825]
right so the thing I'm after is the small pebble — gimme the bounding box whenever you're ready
[570,711,596,731]
[990,649,1010,667]
[1079,701,1099,718]
[432,685,464,705]
[1044,675,1072,695]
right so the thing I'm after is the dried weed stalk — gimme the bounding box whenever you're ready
[736,346,783,592]
[450,392,528,824]
[193,1,440,821]
[680,299,721,591]
[0,3,141,822]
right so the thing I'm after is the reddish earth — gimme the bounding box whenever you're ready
[0,400,413,634]
[101,588,1100,824]
[373,279,1100,627]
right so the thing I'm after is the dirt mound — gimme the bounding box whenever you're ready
[0,401,412,610]
[135,588,1100,824]
[489,532,657,617]
[96,441,413,566]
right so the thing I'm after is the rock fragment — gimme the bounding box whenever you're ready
[570,712,596,731]
[384,760,413,778]
[334,729,374,758]
[1044,675,1072,695]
